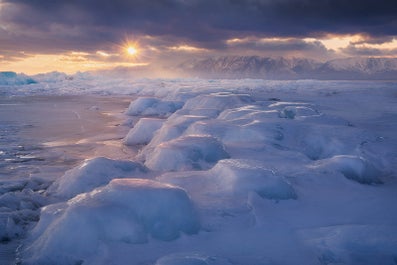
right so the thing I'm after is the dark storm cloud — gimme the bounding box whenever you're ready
[227,38,329,52]
[341,45,397,57]
[1,0,397,53]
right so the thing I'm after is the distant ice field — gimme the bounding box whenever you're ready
[0,73,396,265]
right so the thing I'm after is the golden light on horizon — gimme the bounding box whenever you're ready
[169,45,207,52]
[0,52,150,75]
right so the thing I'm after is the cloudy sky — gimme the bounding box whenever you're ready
[1,0,396,74]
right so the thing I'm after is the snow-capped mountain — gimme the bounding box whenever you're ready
[179,56,397,79]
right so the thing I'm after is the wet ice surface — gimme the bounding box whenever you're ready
[1,76,397,265]
[0,94,133,264]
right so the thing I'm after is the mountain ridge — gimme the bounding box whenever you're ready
[178,56,397,79]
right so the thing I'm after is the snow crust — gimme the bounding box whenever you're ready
[0,75,395,265]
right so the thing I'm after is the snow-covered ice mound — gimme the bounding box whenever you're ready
[185,119,281,148]
[124,118,164,145]
[144,114,208,149]
[47,157,148,199]
[311,155,383,184]
[158,159,296,211]
[182,93,253,111]
[210,159,296,200]
[218,105,279,121]
[19,179,200,265]
[145,135,230,171]
[267,101,321,120]
[126,97,183,117]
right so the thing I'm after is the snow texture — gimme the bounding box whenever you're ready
[0,75,395,265]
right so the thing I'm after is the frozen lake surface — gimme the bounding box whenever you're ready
[0,94,133,264]
[0,75,397,265]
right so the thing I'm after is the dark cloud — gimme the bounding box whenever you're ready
[351,36,395,45]
[223,37,335,60]
[228,38,328,52]
[1,0,396,55]
[341,45,397,57]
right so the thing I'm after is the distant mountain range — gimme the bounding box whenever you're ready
[178,56,397,79]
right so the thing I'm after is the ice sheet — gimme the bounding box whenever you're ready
[0,75,396,265]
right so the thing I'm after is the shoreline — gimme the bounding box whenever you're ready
[0,94,135,265]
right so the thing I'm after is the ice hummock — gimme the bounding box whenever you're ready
[47,157,148,200]
[126,97,183,117]
[145,135,230,171]
[124,118,164,145]
[19,179,200,265]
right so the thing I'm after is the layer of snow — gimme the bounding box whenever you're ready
[0,76,395,265]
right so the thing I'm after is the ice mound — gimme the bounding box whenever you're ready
[47,157,148,199]
[126,97,183,117]
[145,135,230,171]
[272,123,361,160]
[312,155,383,184]
[124,118,164,145]
[211,159,296,200]
[174,108,221,119]
[20,179,200,265]
[218,106,278,121]
[278,105,320,119]
[156,253,232,265]
[186,120,281,147]
[298,225,397,265]
[0,71,36,85]
[183,93,253,112]
[267,101,321,120]
[146,114,208,148]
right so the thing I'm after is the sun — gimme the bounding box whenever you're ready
[127,46,138,55]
